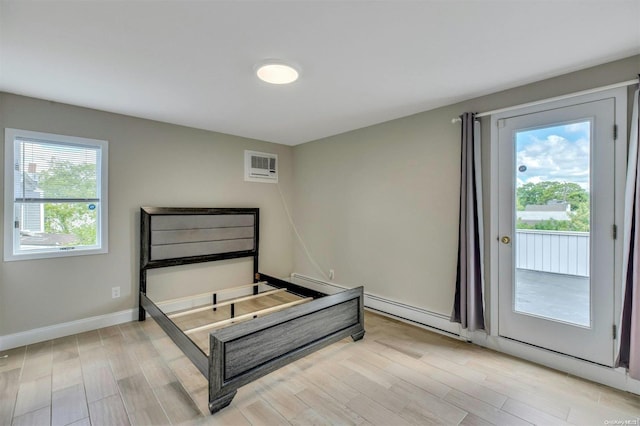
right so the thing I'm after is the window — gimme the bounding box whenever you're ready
[4,128,108,260]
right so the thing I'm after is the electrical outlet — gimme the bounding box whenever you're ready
[112,286,120,299]
[329,269,335,280]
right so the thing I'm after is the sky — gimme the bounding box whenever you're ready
[515,120,591,191]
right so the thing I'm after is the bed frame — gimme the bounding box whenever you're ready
[138,207,365,413]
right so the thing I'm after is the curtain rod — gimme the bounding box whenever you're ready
[451,77,639,123]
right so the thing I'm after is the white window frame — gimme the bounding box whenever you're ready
[4,128,108,261]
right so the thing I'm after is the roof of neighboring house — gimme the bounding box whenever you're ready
[20,232,79,246]
[524,203,570,212]
[519,202,571,222]
[517,211,571,222]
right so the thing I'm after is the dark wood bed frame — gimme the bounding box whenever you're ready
[138,207,365,413]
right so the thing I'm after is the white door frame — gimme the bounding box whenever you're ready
[498,98,617,365]
[486,87,627,358]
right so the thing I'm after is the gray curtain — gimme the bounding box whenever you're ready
[451,112,485,331]
[618,86,640,377]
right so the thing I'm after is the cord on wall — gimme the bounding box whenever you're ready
[275,183,329,280]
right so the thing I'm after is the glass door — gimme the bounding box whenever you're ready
[497,94,619,366]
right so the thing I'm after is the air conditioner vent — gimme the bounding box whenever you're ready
[245,150,278,183]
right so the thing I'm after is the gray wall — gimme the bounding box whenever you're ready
[1,54,637,338]
[0,93,294,335]
[292,55,640,317]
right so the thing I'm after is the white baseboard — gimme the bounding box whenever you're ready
[0,308,138,351]
[363,293,461,337]
[0,282,274,351]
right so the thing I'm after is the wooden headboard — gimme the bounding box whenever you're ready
[140,207,259,270]
[139,207,260,320]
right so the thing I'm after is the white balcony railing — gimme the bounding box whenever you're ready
[515,229,589,277]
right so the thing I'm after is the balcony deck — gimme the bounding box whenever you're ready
[515,268,590,327]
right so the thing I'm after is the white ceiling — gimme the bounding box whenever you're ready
[1,1,639,146]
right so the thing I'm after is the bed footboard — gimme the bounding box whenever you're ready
[207,286,365,413]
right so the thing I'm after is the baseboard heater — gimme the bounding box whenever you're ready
[289,273,460,337]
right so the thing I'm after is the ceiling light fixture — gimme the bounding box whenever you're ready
[256,61,299,85]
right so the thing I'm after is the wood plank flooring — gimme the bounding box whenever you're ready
[1,311,639,425]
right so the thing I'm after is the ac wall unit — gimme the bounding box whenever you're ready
[244,150,278,183]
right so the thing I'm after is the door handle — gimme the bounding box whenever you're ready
[500,236,511,244]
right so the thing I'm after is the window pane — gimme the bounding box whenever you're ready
[513,120,591,327]
[15,138,99,200]
[16,201,99,251]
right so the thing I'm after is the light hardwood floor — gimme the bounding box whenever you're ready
[1,311,639,425]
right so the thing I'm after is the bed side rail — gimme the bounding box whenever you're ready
[140,293,209,376]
